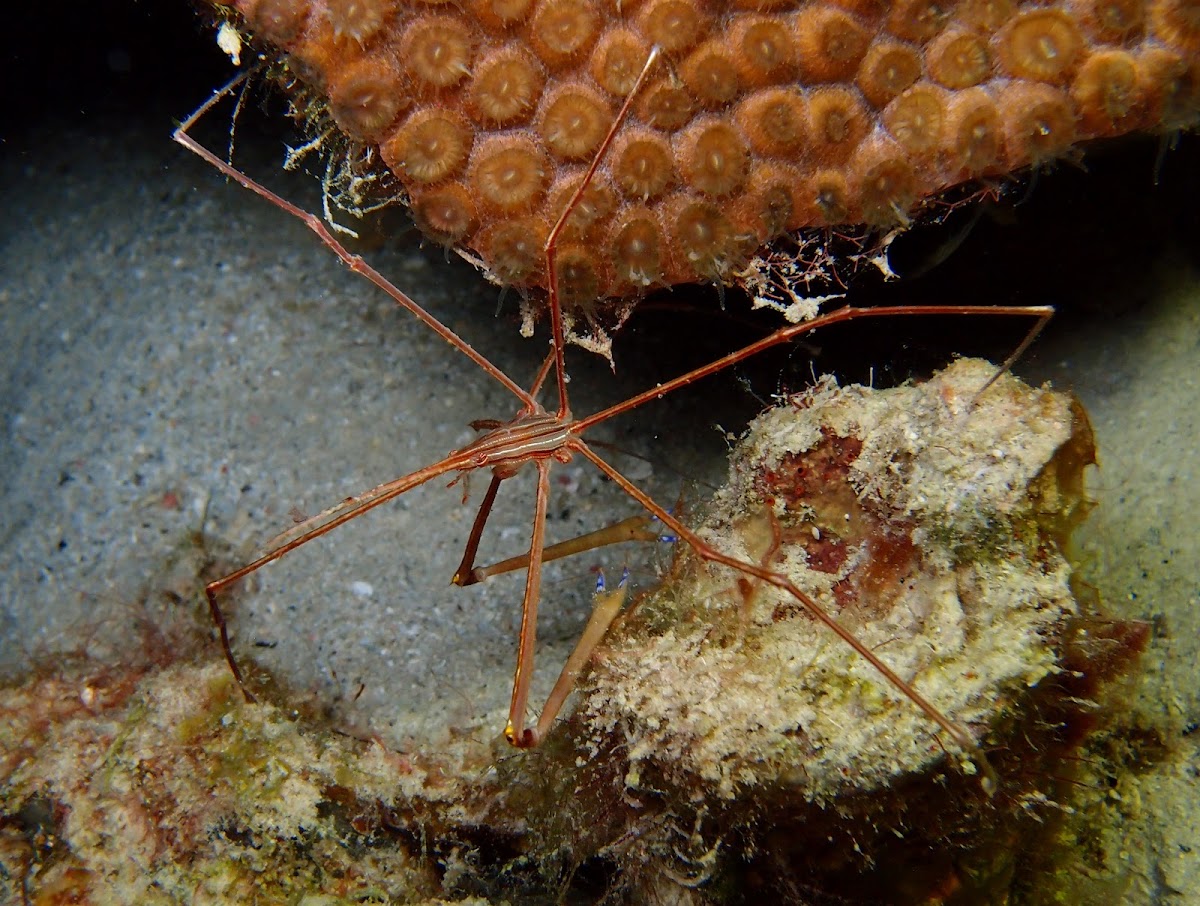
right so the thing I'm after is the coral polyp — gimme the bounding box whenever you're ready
[679,120,750,197]
[401,15,475,90]
[243,0,309,46]
[609,207,664,288]
[1001,82,1079,164]
[326,0,389,42]
[539,83,612,160]
[855,138,920,223]
[1151,0,1200,51]
[680,40,743,107]
[672,198,742,279]
[469,136,549,211]
[638,0,706,55]
[591,27,651,97]
[927,27,993,88]
[807,86,870,163]
[467,48,544,126]
[888,0,957,41]
[737,89,807,162]
[612,130,676,201]
[411,182,478,242]
[1073,49,1145,130]
[739,163,802,236]
[999,10,1086,84]
[732,15,795,86]
[326,56,407,141]
[883,82,949,155]
[382,109,473,184]
[812,168,854,223]
[794,6,873,83]
[857,39,923,105]
[478,216,547,282]
[530,0,600,68]
[946,87,1005,174]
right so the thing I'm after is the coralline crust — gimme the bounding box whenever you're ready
[224,0,1200,306]
[578,359,1092,803]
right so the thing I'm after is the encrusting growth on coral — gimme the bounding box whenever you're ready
[215,0,1199,316]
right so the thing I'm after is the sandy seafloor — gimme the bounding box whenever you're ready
[3,71,1200,906]
[1022,271,1200,901]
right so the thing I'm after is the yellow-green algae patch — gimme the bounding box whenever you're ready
[0,659,494,904]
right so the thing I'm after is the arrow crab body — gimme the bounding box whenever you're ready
[178,49,1060,791]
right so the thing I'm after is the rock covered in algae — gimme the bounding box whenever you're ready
[578,359,1091,801]
[0,659,493,905]
[526,357,1145,901]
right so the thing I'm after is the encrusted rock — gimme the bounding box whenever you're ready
[554,359,1145,900]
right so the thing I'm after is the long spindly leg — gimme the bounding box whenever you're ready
[572,304,1056,435]
[175,78,559,706]
[206,452,474,702]
[971,307,1054,403]
[173,76,535,410]
[451,474,504,587]
[526,576,630,747]
[526,348,559,407]
[468,514,664,584]
[506,459,554,748]
[452,474,654,587]
[542,45,662,417]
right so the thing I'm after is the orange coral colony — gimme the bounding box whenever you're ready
[225,0,1200,303]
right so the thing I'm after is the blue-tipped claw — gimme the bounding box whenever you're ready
[596,566,632,593]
